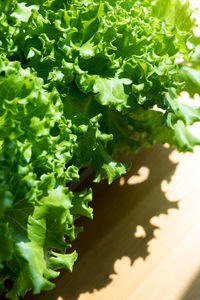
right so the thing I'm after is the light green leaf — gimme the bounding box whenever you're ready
[179,66,200,96]
[151,0,196,33]
[173,120,200,151]
[165,88,200,125]
[93,77,131,111]
[48,251,78,272]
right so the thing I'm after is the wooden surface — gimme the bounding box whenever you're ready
[26,2,200,300]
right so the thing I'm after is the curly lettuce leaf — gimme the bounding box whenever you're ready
[0,59,92,298]
[179,62,200,96]
[151,0,200,96]
[0,0,200,299]
[151,0,196,32]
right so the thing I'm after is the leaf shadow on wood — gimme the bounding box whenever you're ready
[179,270,200,300]
[26,142,179,300]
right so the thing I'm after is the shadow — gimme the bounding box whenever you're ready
[25,142,179,300]
[180,270,200,300]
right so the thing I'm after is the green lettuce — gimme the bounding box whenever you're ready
[0,0,200,298]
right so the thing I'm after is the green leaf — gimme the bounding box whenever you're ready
[71,189,93,219]
[173,120,200,152]
[151,0,196,33]
[48,251,78,272]
[0,223,13,263]
[179,66,200,96]
[164,89,200,151]
[93,143,130,184]
[11,3,39,23]
[93,77,131,111]
[0,58,92,299]
[165,88,200,125]
[0,0,200,298]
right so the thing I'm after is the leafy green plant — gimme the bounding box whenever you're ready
[0,0,200,298]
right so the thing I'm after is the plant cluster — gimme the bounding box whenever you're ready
[0,0,200,298]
